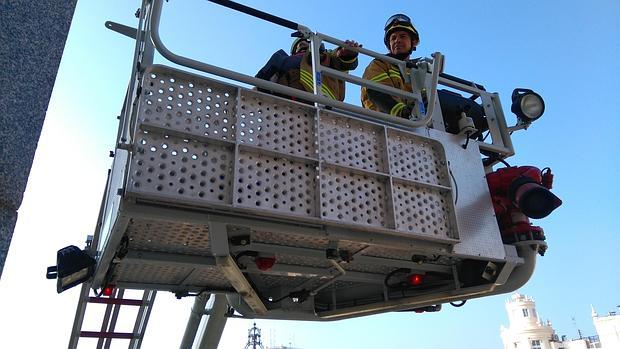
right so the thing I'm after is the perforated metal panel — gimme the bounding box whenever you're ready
[258,274,311,289]
[183,268,232,288]
[130,130,234,204]
[387,129,450,186]
[276,255,331,269]
[234,150,318,217]
[127,66,460,244]
[392,180,455,238]
[238,91,316,158]
[115,263,230,289]
[253,231,329,250]
[342,262,396,275]
[141,68,237,140]
[319,112,387,173]
[115,263,194,285]
[320,166,390,227]
[126,218,211,255]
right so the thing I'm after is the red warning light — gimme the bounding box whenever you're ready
[102,285,115,297]
[407,274,424,286]
[255,257,276,271]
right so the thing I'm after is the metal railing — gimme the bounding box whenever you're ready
[149,0,441,128]
[110,0,515,160]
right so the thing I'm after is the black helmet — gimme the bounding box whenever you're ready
[383,14,420,51]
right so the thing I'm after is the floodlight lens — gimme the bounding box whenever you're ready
[511,88,545,123]
[520,94,544,120]
[60,267,90,287]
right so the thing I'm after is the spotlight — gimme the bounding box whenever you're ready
[511,88,545,123]
[46,245,96,293]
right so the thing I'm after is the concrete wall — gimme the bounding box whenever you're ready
[0,0,78,278]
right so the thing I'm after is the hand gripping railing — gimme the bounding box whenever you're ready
[149,0,442,129]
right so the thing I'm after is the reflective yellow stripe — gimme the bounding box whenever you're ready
[299,71,314,90]
[388,69,402,79]
[390,102,406,116]
[300,70,337,100]
[370,70,401,84]
[370,73,390,83]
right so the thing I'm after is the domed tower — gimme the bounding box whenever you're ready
[500,294,557,349]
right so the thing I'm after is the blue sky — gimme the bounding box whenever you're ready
[1,0,619,348]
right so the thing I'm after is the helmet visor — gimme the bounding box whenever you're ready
[384,14,411,30]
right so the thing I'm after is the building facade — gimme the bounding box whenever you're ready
[500,294,619,349]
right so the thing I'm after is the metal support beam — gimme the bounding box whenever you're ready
[195,294,229,349]
[180,293,211,349]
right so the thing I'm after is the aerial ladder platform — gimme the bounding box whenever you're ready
[47,0,561,347]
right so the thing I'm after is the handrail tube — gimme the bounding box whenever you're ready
[150,0,431,129]
[317,32,405,67]
[425,52,443,126]
[438,76,486,95]
[116,0,151,146]
[439,72,485,91]
[207,0,299,30]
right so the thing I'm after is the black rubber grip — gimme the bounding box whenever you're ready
[208,0,299,30]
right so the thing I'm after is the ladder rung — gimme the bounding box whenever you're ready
[80,331,135,339]
[88,297,144,306]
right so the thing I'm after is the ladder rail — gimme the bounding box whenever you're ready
[101,288,125,349]
[68,283,92,349]
[67,287,156,349]
[95,288,122,348]
[128,290,157,349]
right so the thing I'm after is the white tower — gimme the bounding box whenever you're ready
[500,294,557,349]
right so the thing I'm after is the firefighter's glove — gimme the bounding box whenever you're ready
[337,40,362,59]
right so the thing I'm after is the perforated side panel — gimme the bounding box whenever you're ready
[253,231,329,250]
[258,275,311,289]
[319,112,387,173]
[387,129,449,186]
[276,255,331,269]
[126,218,211,255]
[115,263,194,285]
[238,91,316,158]
[235,150,317,217]
[130,131,233,204]
[343,262,395,275]
[392,181,455,238]
[363,247,414,261]
[115,264,231,289]
[320,167,389,227]
[141,69,237,140]
[183,268,232,288]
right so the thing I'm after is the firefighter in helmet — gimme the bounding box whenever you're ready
[361,14,420,117]
[256,37,361,102]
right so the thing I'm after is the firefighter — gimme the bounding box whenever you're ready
[256,37,361,102]
[361,14,420,117]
